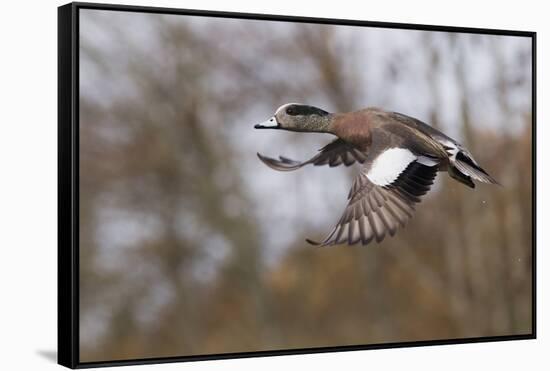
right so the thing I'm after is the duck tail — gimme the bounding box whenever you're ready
[450,150,499,186]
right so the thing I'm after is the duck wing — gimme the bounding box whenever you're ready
[387,111,455,147]
[257,138,367,171]
[387,111,498,185]
[307,147,438,246]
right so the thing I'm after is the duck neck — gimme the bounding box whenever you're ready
[305,114,334,133]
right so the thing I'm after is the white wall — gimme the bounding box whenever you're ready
[0,0,545,370]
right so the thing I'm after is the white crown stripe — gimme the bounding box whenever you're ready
[366,148,417,186]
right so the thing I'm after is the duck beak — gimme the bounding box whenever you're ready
[254,116,280,129]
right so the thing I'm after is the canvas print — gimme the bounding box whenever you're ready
[77,7,533,363]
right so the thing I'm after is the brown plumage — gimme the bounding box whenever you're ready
[255,103,498,246]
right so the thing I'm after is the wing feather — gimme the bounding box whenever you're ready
[257,138,366,172]
[308,151,438,246]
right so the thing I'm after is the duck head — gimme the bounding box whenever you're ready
[255,103,333,133]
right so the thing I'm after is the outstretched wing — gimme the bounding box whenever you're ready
[307,148,439,246]
[257,138,367,171]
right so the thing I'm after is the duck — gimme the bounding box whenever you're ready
[255,103,498,247]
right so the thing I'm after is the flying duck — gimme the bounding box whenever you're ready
[255,103,498,246]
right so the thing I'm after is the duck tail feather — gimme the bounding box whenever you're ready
[448,166,475,188]
[453,158,499,185]
[448,150,499,186]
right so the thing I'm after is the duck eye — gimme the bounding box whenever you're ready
[286,107,296,115]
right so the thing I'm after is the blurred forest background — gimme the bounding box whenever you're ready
[79,9,533,362]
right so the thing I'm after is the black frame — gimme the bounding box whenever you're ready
[58,2,537,368]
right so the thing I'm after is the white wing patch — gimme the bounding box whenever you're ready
[366,148,417,186]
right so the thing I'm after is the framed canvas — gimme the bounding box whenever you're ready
[58,2,536,368]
